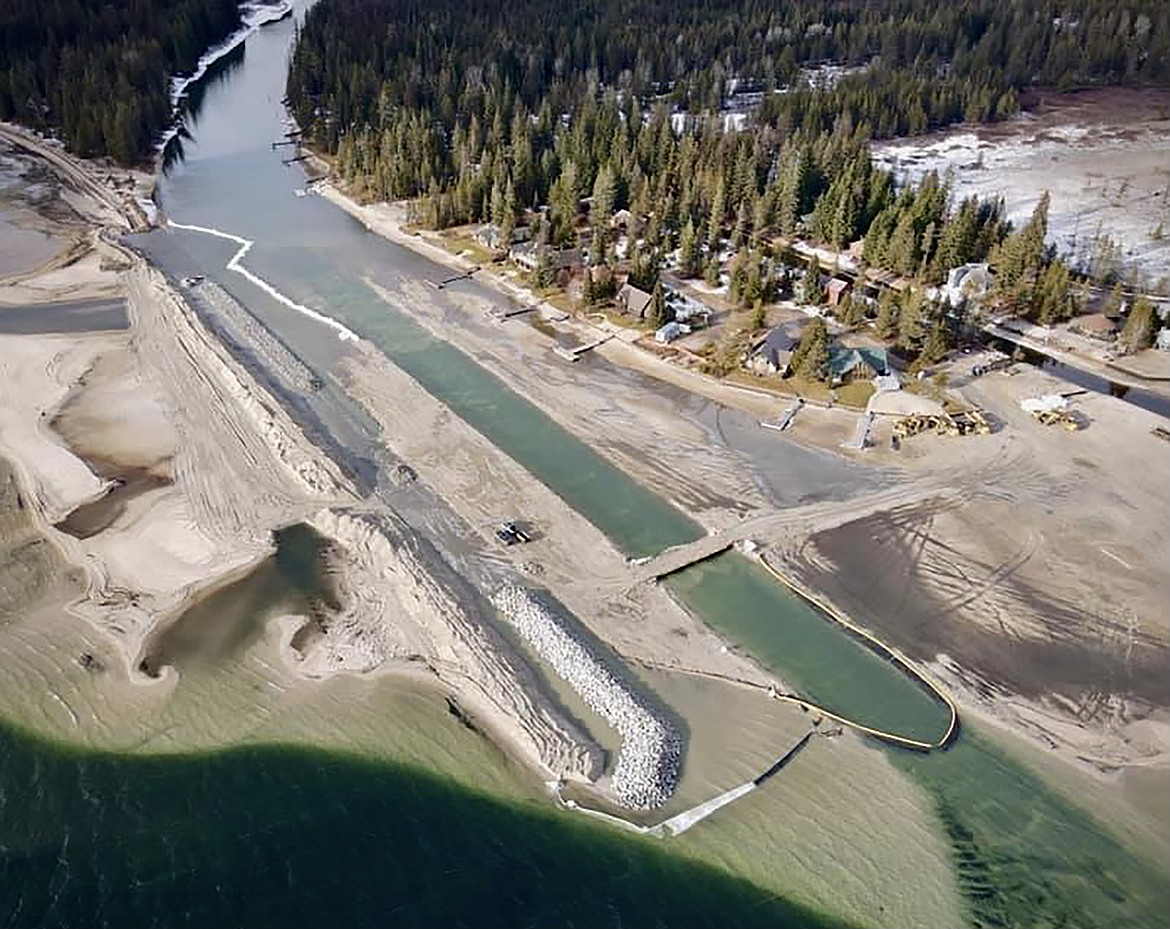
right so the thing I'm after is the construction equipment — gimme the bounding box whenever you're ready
[950,409,992,435]
[892,413,965,440]
[1035,409,1081,431]
[1021,395,1080,431]
[494,521,532,545]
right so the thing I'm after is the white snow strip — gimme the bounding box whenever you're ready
[157,1,294,152]
[167,220,359,342]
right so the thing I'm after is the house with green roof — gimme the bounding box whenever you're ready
[827,345,889,384]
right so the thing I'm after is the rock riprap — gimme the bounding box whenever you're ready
[491,586,681,810]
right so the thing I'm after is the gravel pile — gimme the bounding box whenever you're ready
[193,281,321,395]
[492,586,681,810]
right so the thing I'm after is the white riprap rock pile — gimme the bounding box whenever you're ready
[491,586,681,810]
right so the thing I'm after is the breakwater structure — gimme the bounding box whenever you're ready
[491,586,681,811]
[552,727,818,838]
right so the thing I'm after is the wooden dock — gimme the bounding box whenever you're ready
[433,268,479,290]
[842,412,874,450]
[489,304,536,321]
[553,333,612,362]
[760,399,804,433]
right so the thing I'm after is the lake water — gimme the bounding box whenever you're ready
[1,2,1166,926]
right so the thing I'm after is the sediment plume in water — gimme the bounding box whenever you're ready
[491,586,681,810]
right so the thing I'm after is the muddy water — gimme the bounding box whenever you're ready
[0,297,128,334]
[3,2,1164,927]
[0,210,58,277]
[55,465,170,539]
[140,524,331,676]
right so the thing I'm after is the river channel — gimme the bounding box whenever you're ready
[134,4,952,742]
[1,3,1166,927]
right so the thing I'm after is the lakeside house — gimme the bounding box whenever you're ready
[617,282,653,320]
[938,263,994,307]
[826,277,851,307]
[667,289,713,328]
[746,326,799,376]
[610,209,645,236]
[473,223,531,250]
[827,344,889,384]
[510,243,581,273]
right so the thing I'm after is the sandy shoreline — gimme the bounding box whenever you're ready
[315,174,1169,795]
[1,116,1166,859]
[0,134,786,815]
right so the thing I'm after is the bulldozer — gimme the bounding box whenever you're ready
[951,409,992,436]
[1035,408,1080,431]
[893,413,965,440]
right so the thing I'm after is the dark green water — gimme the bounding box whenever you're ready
[667,553,951,742]
[892,738,1169,929]
[4,2,1165,926]
[0,720,836,929]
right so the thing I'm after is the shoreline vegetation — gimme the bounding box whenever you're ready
[0,1,1167,926]
[288,157,1169,786]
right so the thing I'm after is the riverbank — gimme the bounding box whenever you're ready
[318,171,1170,793]
[0,142,624,802]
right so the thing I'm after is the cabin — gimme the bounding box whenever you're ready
[474,223,530,250]
[510,243,581,273]
[617,283,653,320]
[939,263,994,307]
[610,209,645,236]
[825,277,851,307]
[828,345,889,384]
[746,326,798,376]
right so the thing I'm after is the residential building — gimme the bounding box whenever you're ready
[617,282,653,319]
[746,326,798,376]
[826,277,851,307]
[828,345,889,383]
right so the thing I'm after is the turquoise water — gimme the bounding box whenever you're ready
[667,553,952,742]
[0,720,838,929]
[292,260,703,558]
[670,554,1170,928]
[4,2,1165,926]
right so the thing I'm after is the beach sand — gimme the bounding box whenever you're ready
[320,176,1170,813]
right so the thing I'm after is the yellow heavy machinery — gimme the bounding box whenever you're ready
[951,409,992,435]
[892,409,994,440]
[893,414,960,439]
[1035,408,1081,431]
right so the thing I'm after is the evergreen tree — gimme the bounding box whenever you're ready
[875,289,900,340]
[704,254,722,288]
[1120,296,1158,351]
[650,281,671,328]
[790,317,830,379]
[897,289,928,351]
[801,256,822,305]
[1033,261,1074,324]
[678,217,701,278]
